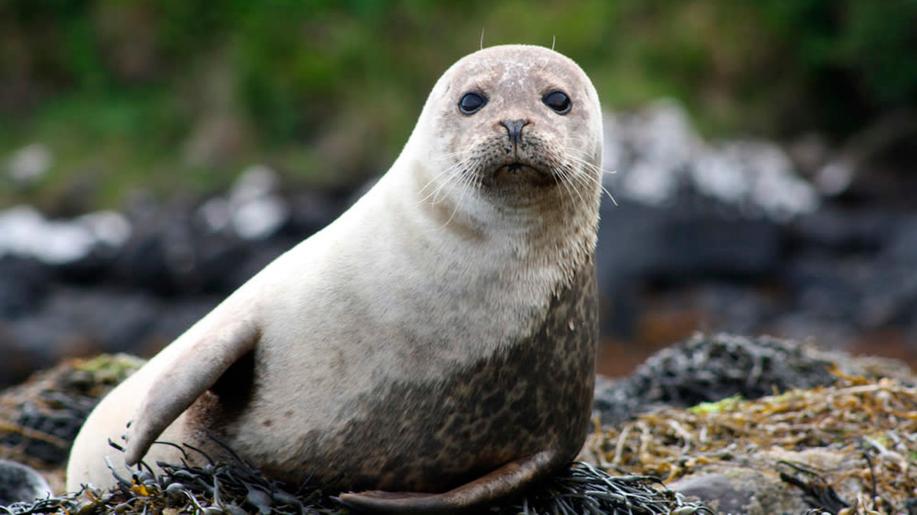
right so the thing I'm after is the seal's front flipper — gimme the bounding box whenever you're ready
[338,450,556,513]
[123,319,259,465]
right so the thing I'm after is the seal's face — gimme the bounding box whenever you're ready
[422,45,603,202]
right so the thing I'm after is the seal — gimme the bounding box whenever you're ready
[66,44,604,513]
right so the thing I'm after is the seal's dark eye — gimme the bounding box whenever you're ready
[458,92,487,115]
[543,91,571,114]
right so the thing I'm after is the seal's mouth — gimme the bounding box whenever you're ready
[494,161,545,176]
[487,161,556,188]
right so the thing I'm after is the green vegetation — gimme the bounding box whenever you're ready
[687,394,743,415]
[1,0,915,210]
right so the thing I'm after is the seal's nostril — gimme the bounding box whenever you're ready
[500,119,529,146]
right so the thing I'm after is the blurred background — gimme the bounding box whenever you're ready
[1,0,916,386]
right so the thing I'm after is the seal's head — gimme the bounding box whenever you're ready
[410,45,603,207]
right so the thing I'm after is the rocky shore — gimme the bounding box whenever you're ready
[0,334,914,514]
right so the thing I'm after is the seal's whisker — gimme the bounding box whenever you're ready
[555,167,581,207]
[559,157,614,207]
[442,163,475,228]
[430,163,468,205]
[576,168,618,206]
[555,162,590,207]
[560,166,590,206]
[416,164,455,200]
[418,157,471,205]
[562,146,617,175]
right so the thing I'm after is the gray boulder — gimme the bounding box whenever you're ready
[0,460,51,507]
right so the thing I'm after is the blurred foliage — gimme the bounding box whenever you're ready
[1,0,915,210]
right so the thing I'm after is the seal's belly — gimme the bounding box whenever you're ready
[306,263,596,492]
[201,263,597,492]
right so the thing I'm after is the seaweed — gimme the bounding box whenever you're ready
[2,441,711,514]
[586,371,917,513]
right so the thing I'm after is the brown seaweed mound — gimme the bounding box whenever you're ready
[0,355,143,492]
[585,370,917,514]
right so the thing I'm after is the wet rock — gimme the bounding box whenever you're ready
[0,460,51,507]
[4,144,52,186]
[0,256,50,318]
[789,207,893,252]
[199,165,289,241]
[0,289,157,386]
[884,215,917,264]
[284,190,346,238]
[227,165,288,240]
[595,197,782,336]
[603,99,818,220]
[114,200,248,295]
[0,207,130,266]
[815,111,917,206]
[597,199,781,283]
[668,469,808,515]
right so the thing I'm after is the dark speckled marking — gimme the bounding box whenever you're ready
[306,259,598,493]
[189,259,598,496]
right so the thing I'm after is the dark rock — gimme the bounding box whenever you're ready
[50,245,119,285]
[0,256,50,319]
[593,333,837,425]
[789,207,894,252]
[670,472,759,514]
[283,190,346,238]
[0,460,51,507]
[112,205,204,294]
[597,197,782,283]
[781,253,869,322]
[884,215,917,264]
[222,238,291,291]
[596,197,782,337]
[691,284,779,334]
[0,289,156,386]
[150,297,221,350]
[668,469,808,514]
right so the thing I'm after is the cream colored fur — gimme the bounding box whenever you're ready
[66,44,603,491]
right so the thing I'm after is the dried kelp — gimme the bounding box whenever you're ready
[585,371,917,514]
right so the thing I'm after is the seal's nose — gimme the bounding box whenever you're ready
[500,119,529,146]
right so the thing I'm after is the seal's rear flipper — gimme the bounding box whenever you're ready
[338,450,556,513]
[123,319,259,466]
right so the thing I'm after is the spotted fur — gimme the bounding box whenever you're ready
[67,45,605,507]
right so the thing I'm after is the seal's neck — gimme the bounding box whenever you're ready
[385,155,600,288]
